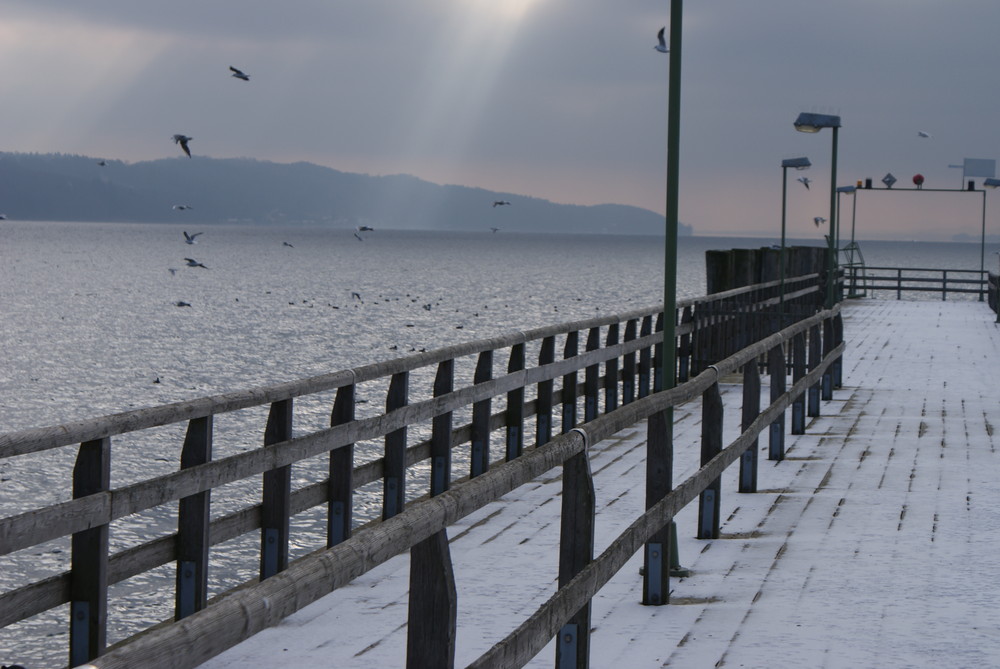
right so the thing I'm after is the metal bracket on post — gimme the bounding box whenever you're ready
[177,560,197,619]
[557,624,578,669]
[70,601,90,668]
[262,528,280,580]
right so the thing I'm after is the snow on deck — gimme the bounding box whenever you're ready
[199,300,1000,668]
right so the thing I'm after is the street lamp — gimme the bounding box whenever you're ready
[794,112,841,309]
[780,157,811,320]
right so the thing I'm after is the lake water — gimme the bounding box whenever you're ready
[1,220,996,667]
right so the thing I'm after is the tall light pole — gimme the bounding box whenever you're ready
[780,157,811,320]
[794,112,841,309]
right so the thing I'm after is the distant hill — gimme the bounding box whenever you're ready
[0,152,691,236]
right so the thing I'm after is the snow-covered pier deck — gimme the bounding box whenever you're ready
[199,299,1000,668]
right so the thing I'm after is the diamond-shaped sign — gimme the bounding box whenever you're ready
[882,172,897,189]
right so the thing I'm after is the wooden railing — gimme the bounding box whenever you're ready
[846,265,987,301]
[0,274,824,669]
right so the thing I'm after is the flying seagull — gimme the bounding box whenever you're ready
[354,232,364,241]
[283,241,294,247]
[357,225,374,231]
[174,205,194,211]
[183,231,202,244]
[173,134,193,158]
[184,257,208,268]
[655,27,669,53]
[917,130,931,138]
[490,227,499,234]
[229,66,250,81]
[797,176,811,190]
[492,200,511,207]
[96,160,107,166]
[813,217,826,227]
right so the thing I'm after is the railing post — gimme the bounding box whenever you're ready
[431,359,455,496]
[328,383,355,547]
[584,327,600,421]
[506,344,525,461]
[622,319,637,405]
[791,331,807,434]
[604,323,620,412]
[562,332,579,432]
[739,362,760,493]
[176,417,212,620]
[406,529,457,669]
[807,325,822,417]
[897,268,902,300]
[471,352,492,477]
[942,269,948,301]
[822,318,834,401]
[70,437,111,667]
[698,382,723,540]
[768,344,786,461]
[537,336,556,446]
[556,439,595,668]
[261,399,293,580]
[653,313,665,392]
[833,313,844,389]
[638,316,653,397]
[643,409,672,605]
[677,307,693,383]
[384,371,409,519]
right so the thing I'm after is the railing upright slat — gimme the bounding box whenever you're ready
[176,417,212,620]
[261,399,293,579]
[471,352,492,477]
[584,328,600,421]
[406,529,457,669]
[431,360,455,496]
[622,319,637,405]
[653,313,665,392]
[808,325,822,417]
[604,324,620,412]
[70,437,111,667]
[562,332,579,433]
[768,344,786,461]
[642,409,672,606]
[556,443,595,669]
[739,362,761,493]
[791,332,807,434]
[506,344,525,461]
[328,384,355,546]
[537,336,556,447]
[638,316,653,397]
[697,383,723,540]
[383,372,409,519]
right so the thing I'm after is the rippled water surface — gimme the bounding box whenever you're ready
[1,221,995,667]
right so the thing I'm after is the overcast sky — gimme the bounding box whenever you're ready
[2,0,999,240]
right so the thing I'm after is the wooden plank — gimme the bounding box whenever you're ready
[261,399,293,579]
[70,437,110,667]
[328,384,355,547]
[176,416,212,620]
[383,372,409,519]
[406,529,456,669]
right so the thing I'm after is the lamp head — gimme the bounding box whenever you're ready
[781,156,811,170]
[794,112,841,133]
[836,185,856,193]
[984,178,1000,189]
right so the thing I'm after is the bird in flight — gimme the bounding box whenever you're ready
[813,217,826,227]
[173,134,193,158]
[174,205,194,211]
[183,231,202,244]
[797,177,811,190]
[96,160,107,166]
[184,257,208,268]
[655,27,669,53]
[229,66,250,81]
[917,131,931,138]
[490,227,499,234]
[492,200,511,207]
[357,225,374,231]
[283,241,294,247]
[354,232,364,241]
